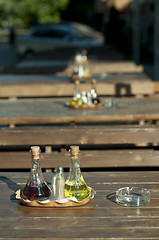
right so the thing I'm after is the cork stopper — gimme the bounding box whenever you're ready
[70,145,79,157]
[75,79,80,86]
[30,146,40,159]
[92,79,96,86]
[82,49,87,55]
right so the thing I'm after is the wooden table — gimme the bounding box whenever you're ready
[0,97,159,125]
[1,171,159,239]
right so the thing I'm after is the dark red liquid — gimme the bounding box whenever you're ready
[21,182,51,201]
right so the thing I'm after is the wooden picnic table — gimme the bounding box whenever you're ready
[1,171,159,239]
[0,97,159,125]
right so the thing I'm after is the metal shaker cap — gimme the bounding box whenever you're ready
[56,166,63,173]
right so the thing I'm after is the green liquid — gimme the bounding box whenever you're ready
[71,97,84,106]
[65,179,89,201]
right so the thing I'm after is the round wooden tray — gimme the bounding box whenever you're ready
[66,102,102,109]
[15,187,95,208]
[71,73,91,80]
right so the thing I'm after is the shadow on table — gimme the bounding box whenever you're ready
[106,192,117,204]
[0,176,21,200]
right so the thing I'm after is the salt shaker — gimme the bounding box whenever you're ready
[81,91,88,104]
[51,166,65,201]
[51,167,57,198]
[87,93,92,106]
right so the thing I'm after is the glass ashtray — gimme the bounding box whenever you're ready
[116,187,150,207]
[104,99,118,108]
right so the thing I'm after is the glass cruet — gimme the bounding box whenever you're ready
[73,79,80,98]
[20,146,51,201]
[91,79,101,105]
[64,145,90,201]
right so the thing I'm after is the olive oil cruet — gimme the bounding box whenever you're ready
[64,145,90,201]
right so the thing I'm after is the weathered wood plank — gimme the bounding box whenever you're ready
[0,73,153,98]
[1,200,159,217]
[1,168,159,240]
[1,228,159,239]
[0,97,159,124]
[0,125,159,146]
[1,171,158,182]
[154,81,159,93]
[0,81,154,97]
[1,216,159,230]
[0,150,158,169]
[85,61,144,73]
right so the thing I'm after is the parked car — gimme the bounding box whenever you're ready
[15,21,104,57]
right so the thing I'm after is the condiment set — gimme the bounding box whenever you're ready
[19,145,93,207]
[71,49,91,80]
[68,79,101,108]
[17,145,150,208]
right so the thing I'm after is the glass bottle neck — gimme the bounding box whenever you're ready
[32,158,41,170]
[30,154,43,180]
[69,155,81,180]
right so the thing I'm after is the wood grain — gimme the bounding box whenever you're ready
[1,171,159,239]
[0,73,154,98]
[0,97,159,124]
[1,124,159,169]
[0,125,159,146]
[0,150,158,169]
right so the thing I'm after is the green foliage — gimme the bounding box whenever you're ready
[0,0,70,27]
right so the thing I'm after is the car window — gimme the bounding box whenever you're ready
[32,29,68,38]
[74,24,95,38]
[73,30,92,40]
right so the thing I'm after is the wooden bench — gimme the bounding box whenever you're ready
[0,125,159,170]
[0,72,153,99]
[65,61,144,75]
[0,78,154,99]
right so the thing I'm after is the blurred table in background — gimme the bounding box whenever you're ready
[0,97,159,125]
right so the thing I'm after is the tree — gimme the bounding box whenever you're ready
[0,0,70,27]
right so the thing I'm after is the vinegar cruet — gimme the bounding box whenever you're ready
[20,146,51,201]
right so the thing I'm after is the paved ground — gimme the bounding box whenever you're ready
[143,63,154,80]
[0,42,17,68]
